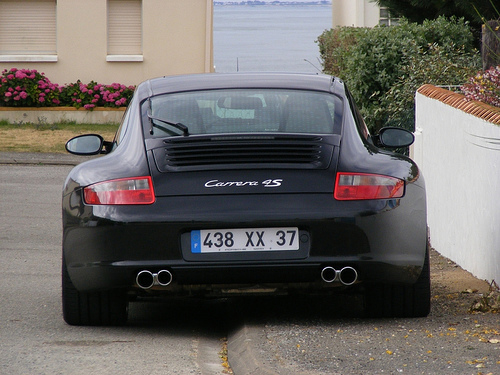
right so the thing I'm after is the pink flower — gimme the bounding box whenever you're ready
[15,70,27,79]
[7,74,14,80]
[20,92,28,99]
[4,92,12,97]
[39,97,45,102]
[14,95,20,101]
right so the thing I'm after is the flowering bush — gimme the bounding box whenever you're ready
[99,82,135,109]
[0,68,135,110]
[59,81,135,110]
[0,68,61,107]
[461,66,500,108]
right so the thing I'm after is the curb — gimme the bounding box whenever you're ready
[0,152,92,166]
[228,324,282,375]
[227,323,316,375]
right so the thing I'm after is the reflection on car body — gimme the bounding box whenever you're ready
[62,73,429,326]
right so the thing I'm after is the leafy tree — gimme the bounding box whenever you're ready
[375,0,499,44]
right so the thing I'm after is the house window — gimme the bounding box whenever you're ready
[0,0,57,62]
[107,0,143,62]
[379,7,399,26]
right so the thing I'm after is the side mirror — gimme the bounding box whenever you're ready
[376,127,414,149]
[65,134,104,155]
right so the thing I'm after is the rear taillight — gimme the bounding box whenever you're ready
[334,172,404,200]
[84,176,155,205]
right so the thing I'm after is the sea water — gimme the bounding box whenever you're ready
[213,4,332,73]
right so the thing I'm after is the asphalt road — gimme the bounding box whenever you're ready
[1,158,499,375]
[0,164,228,375]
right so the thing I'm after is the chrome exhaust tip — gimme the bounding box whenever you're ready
[136,270,155,289]
[339,266,358,286]
[321,266,337,283]
[156,269,173,287]
[136,269,173,289]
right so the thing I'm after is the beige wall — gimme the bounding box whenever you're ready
[0,0,213,86]
[332,0,380,27]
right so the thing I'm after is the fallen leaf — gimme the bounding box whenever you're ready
[462,289,478,294]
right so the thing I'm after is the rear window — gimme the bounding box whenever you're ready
[146,89,342,137]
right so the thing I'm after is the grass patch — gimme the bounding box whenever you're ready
[0,121,119,153]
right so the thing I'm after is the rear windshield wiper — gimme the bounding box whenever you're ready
[148,111,189,137]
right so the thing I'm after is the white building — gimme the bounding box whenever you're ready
[0,0,397,86]
[0,0,214,86]
[332,0,397,27]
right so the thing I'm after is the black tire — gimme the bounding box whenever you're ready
[62,258,128,326]
[365,247,431,318]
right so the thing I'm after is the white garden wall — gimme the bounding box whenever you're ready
[0,107,125,124]
[414,85,500,283]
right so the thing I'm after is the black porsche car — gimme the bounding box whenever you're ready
[62,73,429,325]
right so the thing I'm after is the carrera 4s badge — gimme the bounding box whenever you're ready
[204,179,283,188]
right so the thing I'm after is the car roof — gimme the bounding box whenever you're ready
[136,73,339,100]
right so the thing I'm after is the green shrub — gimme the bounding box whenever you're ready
[318,17,480,132]
[317,27,364,77]
[382,44,480,130]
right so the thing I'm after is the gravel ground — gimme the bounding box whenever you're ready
[235,249,499,375]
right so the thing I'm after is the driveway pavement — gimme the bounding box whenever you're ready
[2,151,498,375]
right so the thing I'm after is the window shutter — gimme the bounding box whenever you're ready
[0,0,56,54]
[108,0,142,55]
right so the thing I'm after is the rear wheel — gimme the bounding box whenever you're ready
[62,258,128,326]
[365,247,431,318]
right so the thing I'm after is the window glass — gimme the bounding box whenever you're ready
[112,106,132,149]
[379,7,399,26]
[147,89,341,137]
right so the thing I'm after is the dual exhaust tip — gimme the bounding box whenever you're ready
[321,266,358,286]
[136,267,357,289]
[136,270,173,290]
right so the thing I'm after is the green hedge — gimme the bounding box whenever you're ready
[318,17,481,132]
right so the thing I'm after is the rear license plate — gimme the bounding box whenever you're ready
[191,227,299,253]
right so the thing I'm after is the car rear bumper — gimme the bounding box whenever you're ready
[63,188,427,293]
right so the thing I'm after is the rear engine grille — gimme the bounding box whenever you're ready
[153,135,334,172]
